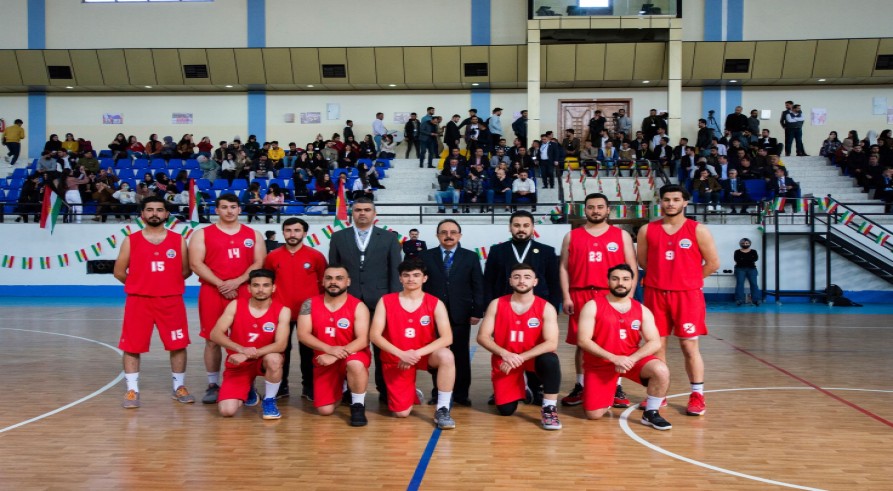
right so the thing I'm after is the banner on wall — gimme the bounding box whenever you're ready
[102,113,123,125]
[300,112,321,124]
[810,108,827,126]
[393,112,411,124]
[171,113,193,124]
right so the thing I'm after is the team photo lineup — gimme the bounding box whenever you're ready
[116,183,717,433]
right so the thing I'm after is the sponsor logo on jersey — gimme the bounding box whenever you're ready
[679,238,693,249]
[527,318,541,328]
[337,318,350,329]
[244,239,255,248]
[683,322,696,333]
[419,315,431,326]
[262,322,276,332]
[606,242,619,252]
[303,262,311,269]
[166,249,177,259]
[631,320,641,331]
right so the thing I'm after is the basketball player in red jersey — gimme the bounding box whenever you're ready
[636,184,719,416]
[559,192,637,408]
[577,264,672,430]
[297,265,371,427]
[370,259,457,429]
[210,269,291,419]
[477,264,563,430]
[114,196,194,408]
[189,193,266,404]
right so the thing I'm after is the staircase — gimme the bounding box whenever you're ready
[781,156,889,220]
[814,224,893,285]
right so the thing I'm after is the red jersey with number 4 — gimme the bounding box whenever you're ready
[644,218,703,291]
[380,292,439,364]
[308,294,363,356]
[568,225,626,289]
[226,297,284,356]
[583,296,644,369]
[200,224,257,284]
[125,230,185,296]
[492,295,547,356]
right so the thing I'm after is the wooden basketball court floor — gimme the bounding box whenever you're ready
[1,299,891,490]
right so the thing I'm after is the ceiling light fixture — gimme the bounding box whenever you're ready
[729,80,738,83]
[471,83,480,86]
[388,84,397,87]
[818,78,827,82]
[65,86,74,89]
[642,80,650,84]
[307,85,314,88]
[225,85,233,88]
[144,85,152,89]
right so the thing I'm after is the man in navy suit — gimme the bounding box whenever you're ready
[419,219,485,405]
[721,168,751,214]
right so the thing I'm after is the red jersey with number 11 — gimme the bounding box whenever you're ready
[492,295,547,355]
[226,297,284,356]
[380,292,439,364]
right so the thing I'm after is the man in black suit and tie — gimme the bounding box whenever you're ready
[419,219,484,406]
[328,197,402,400]
[537,134,562,189]
[758,129,781,156]
[402,228,427,259]
[769,167,799,199]
[721,168,751,214]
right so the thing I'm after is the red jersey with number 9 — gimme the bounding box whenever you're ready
[582,296,644,369]
[308,294,364,356]
[380,292,439,364]
[492,295,546,356]
[125,230,185,296]
[568,225,626,289]
[644,218,704,291]
[200,224,257,284]
[226,297,284,356]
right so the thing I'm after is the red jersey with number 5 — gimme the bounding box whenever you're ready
[582,296,644,369]
[200,224,257,284]
[568,225,626,289]
[380,292,439,364]
[644,218,703,291]
[226,297,284,356]
[125,230,185,296]
[308,294,364,356]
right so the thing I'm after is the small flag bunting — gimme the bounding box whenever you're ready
[2,255,13,268]
[306,234,321,247]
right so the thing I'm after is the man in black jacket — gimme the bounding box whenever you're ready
[512,110,528,147]
[444,114,462,151]
[724,106,749,145]
[587,110,607,145]
[404,113,421,159]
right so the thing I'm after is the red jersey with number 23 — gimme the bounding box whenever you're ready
[380,292,439,364]
[644,218,703,291]
[125,230,185,296]
[226,297,284,356]
[201,224,257,283]
[583,296,644,369]
[308,294,364,356]
[568,225,626,289]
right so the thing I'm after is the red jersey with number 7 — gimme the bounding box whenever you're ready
[125,230,185,296]
[582,296,644,369]
[225,297,284,356]
[200,224,257,284]
[308,294,364,356]
[380,292,439,364]
[644,218,704,291]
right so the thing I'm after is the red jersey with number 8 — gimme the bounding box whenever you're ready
[201,224,257,284]
[308,294,363,356]
[644,218,704,291]
[380,292,439,364]
[582,296,644,369]
[125,230,185,296]
[568,225,626,289]
[226,297,284,356]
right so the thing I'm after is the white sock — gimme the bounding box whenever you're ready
[264,380,281,400]
[207,372,220,385]
[125,373,139,392]
[691,383,704,394]
[576,374,584,386]
[542,398,557,408]
[171,372,185,391]
[351,392,366,406]
[616,379,623,387]
[437,391,452,410]
[645,395,663,411]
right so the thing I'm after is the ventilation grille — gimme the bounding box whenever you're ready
[876,55,893,70]
[464,63,489,77]
[183,64,209,79]
[322,64,347,78]
[723,59,750,74]
[47,65,73,80]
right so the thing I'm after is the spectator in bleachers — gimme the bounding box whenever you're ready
[724,106,748,144]
[136,182,153,203]
[154,172,172,196]
[404,112,421,159]
[213,140,228,165]
[352,171,375,202]
[220,153,238,184]
[677,146,697,187]
[462,169,489,213]
[310,133,325,154]
[509,160,526,179]
[244,134,260,159]
[44,134,62,154]
[262,182,285,223]
[579,140,598,176]
[340,142,357,168]
[63,167,92,224]
[562,129,580,159]
[379,134,398,159]
[444,114,462,151]
[54,150,74,172]
[722,168,750,214]
[293,177,310,203]
[436,157,464,214]
[62,133,78,156]
[819,131,841,159]
[267,141,285,168]
[343,120,354,141]
[294,152,311,182]
[91,181,121,223]
[491,167,513,211]
[171,170,188,193]
[109,133,128,161]
[859,155,883,193]
[695,119,712,155]
[466,147,486,169]
[769,167,799,200]
[198,155,218,180]
[489,147,510,169]
[95,167,119,188]
[512,110,528,147]
[538,134,562,189]
[140,171,155,189]
[196,136,213,156]
[653,137,673,172]
[76,138,93,159]
[747,109,761,136]
[228,138,243,157]
[784,104,807,156]
[79,151,100,175]
[737,157,762,181]
[862,130,879,149]
[310,153,327,180]
[2,118,25,166]
[312,172,337,207]
[868,143,882,164]
[250,154,274,180]
[693,167,723,211]
[359,134,377,160]
[445,147,467,168]
[511,170,536,212]
[877,167,893,213]
[127,135,145,159]
[846,143,867,178]
[464,116,486,156]
[599,140,619,175]
[14,173,42,223]
[881,137,893,167]
[245,182,263,223]
[641,109,666,143]
[234,150,251,179]
[713,155,732,180]
[588,110,607,145]
[282,142,300,168]
[145,134,163,159]
[160,136,177,159]
[650,127,669,150]
[113,182,137,221]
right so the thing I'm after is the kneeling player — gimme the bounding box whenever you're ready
[577,264,672,430]
[370,259,457,429]
[210,269,291,420]
[297,265,372,427]
[477,264,562,430]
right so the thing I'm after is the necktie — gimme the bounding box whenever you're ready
[779,179,784,192]
[732,180,737,192]
[443,250,454,273]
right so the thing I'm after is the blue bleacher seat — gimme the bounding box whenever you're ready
[357,159,374,169]
[10,178,25,189]
[184,159,199,169]
[98,150,113,158]
[231,179,249,190]
[117,169,136,179]
[196,179,212,190]
[168,159,184,168]
[115,159,132,170]
[0,179,7,189]
[377,168,387,179]
[27,160,38,170]
[307,178,316,192]
[100,158,115,168]
[212,179,229,190]
[744,179,767,202]
[284,204,305,214]
[252,178,268,188]
[187,170,203,180]
[134,158,149,168]
[150,158,166,166]
[6,189,20,202]
[10,168,29,179]
[278,168,294,179]
[375,158,392,169]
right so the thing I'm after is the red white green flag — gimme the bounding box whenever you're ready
[39,188,63,234]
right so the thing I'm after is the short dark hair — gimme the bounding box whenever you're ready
[608,263,634,278]
[698,118,707,125]
[353,197,374,207]
[659,184,691,200]
[436,219,461,234]
[398,258,427,275]
[249,268,276,283]
[510,210,534,224]
[584,193,609,206]
[282,217,308,232]
[265,230,276,239]
[409,228,419,234]
[216,193,241,206]
[325,263,349,276]
[511,263,536,275]
[140,195,168,211]
[469,109,477,113]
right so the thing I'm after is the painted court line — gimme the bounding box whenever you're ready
[0,328,124,434]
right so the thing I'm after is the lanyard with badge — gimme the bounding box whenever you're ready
[355,228,372,268]
[512,241,532,264]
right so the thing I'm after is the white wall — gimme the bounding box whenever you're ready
[0,0,28,49]
[491,0,528,45]
[265,0,472,48]
[680,0,704,41]
[742,0,893,41]
[45,0,247,49]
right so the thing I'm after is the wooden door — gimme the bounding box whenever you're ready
[559,99,632,141]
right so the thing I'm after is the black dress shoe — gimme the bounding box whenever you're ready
[453,398,472,407]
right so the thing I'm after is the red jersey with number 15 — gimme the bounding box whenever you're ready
[225,297,284,356]
[644,218,704,291]
[125,230,185,296]
[308,294,364,356]
[380,292,439,364]
[583,296,644,369]
[567,225,626,289]
[200,224,257,284]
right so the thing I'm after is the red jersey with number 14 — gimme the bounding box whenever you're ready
[380,292,439,364]
[226,297,284,356]
[644,218,704,291]
[308,294,364,356]
[200,224,257,284]
[125,230,185,296]
[492,295,547,356]
[568,225,626,289]
[583,296,644,369]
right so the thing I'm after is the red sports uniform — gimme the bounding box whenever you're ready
[218,298,285,402]
[643,218,707,338]
[566,225,626,344]
[380,292,440,412]
[263,246,326,321]
[491,295,548,405]
[119,230,189,354]
[198,224,257,338]
[582,296,657,411]
[308,294,371,407]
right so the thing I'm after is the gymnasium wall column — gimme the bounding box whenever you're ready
[667,19,683,140]
[247,0,266,143]
[526,24,541,144]
[27,0,46,161]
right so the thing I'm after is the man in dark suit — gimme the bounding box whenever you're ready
[444,114,462,151]
[758,129,781,156]
[721,168,751,214]
[419,219,484,406]
[328,197,402,400]
[768,167,799,199]
[537,134,561,189]
[402,228,427,259]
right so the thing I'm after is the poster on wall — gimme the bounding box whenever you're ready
[873,97,887,115]
[887,107,893,124]
[300,112,321,124]
[326,103,340,120]
[393,112,411,124]
[284,113,296,123]
[810,108,827,126]
[171,113,193,124]
[102,113,123,125]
